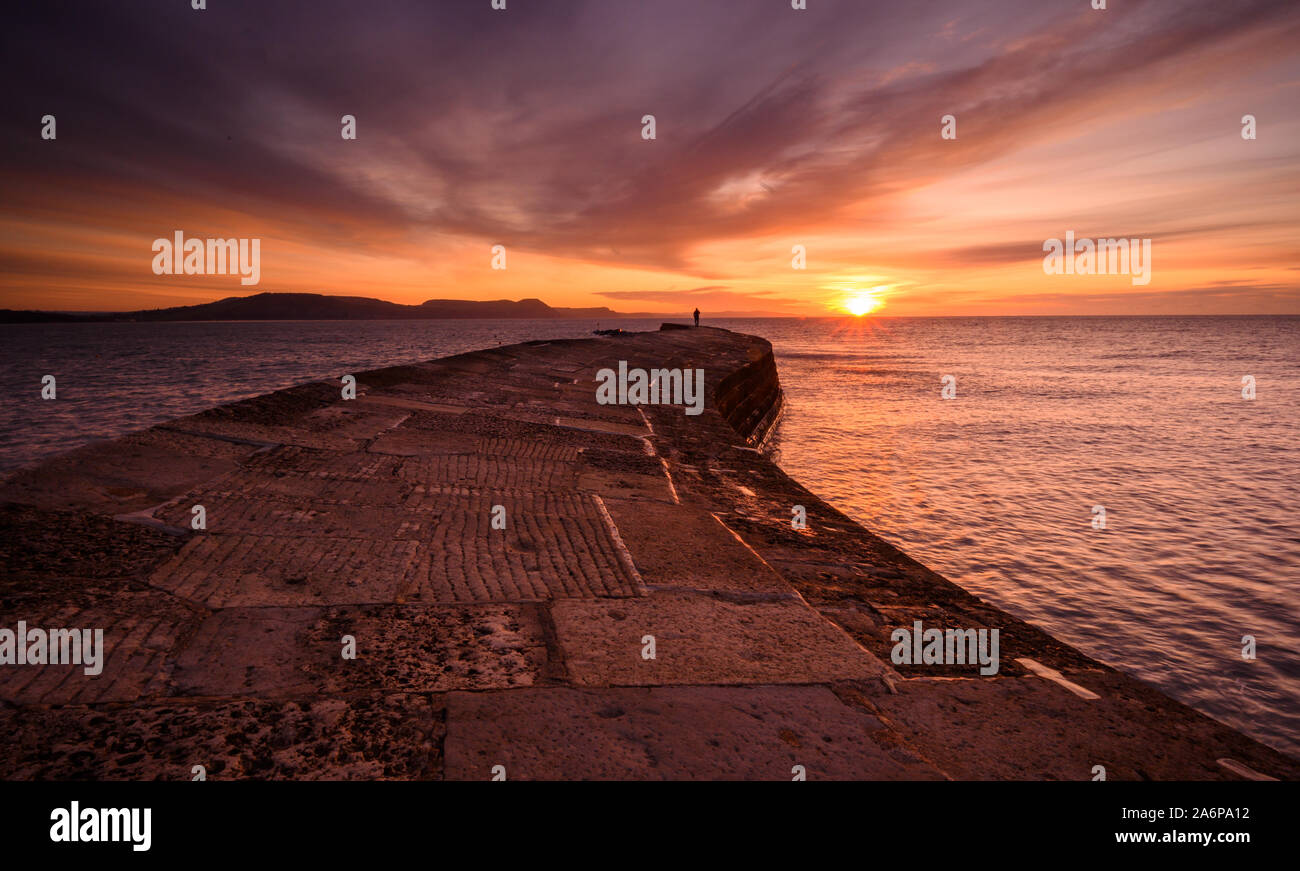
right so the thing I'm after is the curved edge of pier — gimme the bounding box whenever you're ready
[1,325,1294,781]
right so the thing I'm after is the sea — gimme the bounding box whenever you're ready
[2,315,1296,756]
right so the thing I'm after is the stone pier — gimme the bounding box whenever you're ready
[1,326,1295,780]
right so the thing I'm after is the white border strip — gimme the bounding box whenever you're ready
[592,494,647,595]
[1015,657,1100,700]
[659,458,681,504]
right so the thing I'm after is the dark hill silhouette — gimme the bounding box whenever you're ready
[2,292,629,322]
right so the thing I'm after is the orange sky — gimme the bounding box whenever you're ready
[3,0,1297,316]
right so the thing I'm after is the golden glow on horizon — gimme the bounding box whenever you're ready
[842,287,885,316]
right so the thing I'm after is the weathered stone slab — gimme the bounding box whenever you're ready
[554,416,648,437]
[397,453,580,491]
[480,437,580,462]
[301,404,410,440]
[147,534,421,607]
[407,492,641,602]
[353,395,470,415]
[171,387,407,451]
[601,498,791,594]
[0,589,200,705]
[188,467,413,507]
[398,409,651,455]
[171,604,547,696]
[552,593,886,686]
[367,429,477,457]
[173,419,371,452]
[442,685,944,780]
[169,607,322,697]
[0,504,185,591]
[0,694,442,780]
[154,495,422,540]
[240,446,404,479]
[1,427,253,513]
[575,468,676,502]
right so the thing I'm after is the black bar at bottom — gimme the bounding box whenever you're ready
[0,781,1290,859]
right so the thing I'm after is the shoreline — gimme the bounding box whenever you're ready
[1,325,1295,779]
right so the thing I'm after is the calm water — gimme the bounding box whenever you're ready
[1,316,1297,756]
[758,315,1300,758]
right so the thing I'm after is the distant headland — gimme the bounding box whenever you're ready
[0,292,651,323]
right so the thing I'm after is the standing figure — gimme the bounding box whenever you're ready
[693,307,700,327]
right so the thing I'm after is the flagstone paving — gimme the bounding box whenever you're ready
[1,327,1296,780]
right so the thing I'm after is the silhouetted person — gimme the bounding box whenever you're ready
[693,307,700,327]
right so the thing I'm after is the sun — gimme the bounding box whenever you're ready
[843,288,884,316]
